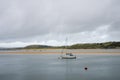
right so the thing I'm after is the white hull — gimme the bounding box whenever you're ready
[60,53,76,59]
[61,56,76,59]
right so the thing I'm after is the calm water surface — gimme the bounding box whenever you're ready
[0,54,120,80]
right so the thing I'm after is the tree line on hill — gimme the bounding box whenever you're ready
[1,41,119,50]
[68,42,120,49]
[24,42,120,49]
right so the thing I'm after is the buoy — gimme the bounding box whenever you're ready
[84,67,88,70]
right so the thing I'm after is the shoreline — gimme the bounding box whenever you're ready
[0,52,120,55]
[0,49,120,55]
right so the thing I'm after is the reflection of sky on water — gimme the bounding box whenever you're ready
[0,54,120,80]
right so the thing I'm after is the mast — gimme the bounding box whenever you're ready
[61,37,68,55]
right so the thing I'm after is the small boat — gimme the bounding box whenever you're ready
[61,53,76,59]
[59,37,76,59]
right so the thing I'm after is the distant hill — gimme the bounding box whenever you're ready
[24,45,52,49]
[0,41,120,50]
[68,42,120,49]
[23,42,120,49]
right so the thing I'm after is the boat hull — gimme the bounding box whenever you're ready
[61,56,76,59]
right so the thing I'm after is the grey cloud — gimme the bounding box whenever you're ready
[0,0,120,45]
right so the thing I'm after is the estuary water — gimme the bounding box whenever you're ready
[0,53,120,80]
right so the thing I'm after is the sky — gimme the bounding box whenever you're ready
[0,0,120,47]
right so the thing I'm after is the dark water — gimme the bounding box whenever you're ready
[0,54,120,80]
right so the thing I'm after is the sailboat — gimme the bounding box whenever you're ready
[61,53,76,59]
[60,38,76,59]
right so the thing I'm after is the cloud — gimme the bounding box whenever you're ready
[0,0,120,47]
